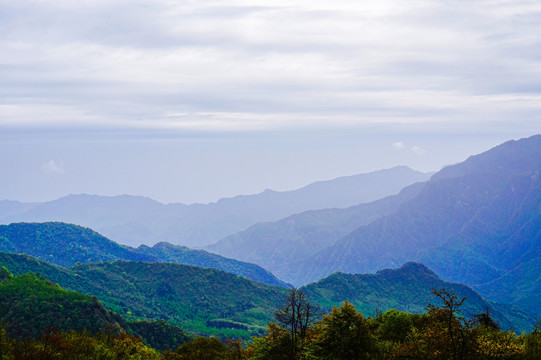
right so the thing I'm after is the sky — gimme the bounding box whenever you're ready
[1,0,540,204]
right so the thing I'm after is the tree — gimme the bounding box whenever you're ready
[524,317,541,360]
[273,288,320,359]
[473,308,500,330]
[174,336,247,360]
[247,323,290,360]
[379,309,416,343]
[308,301,374,360]
[419,288,476,360]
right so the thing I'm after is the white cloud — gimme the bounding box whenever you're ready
[411,146,425,155]
[393,141,405,149]
[0,0,540,132]
[42,160,65,174]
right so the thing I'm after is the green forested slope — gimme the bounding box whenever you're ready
[0,222,154,267]
[0,252,533,338]
[0,252,288,339]
[0,268,123,339]
[302,262,534,333]
[0,222,288,287]
[135,241,289,287]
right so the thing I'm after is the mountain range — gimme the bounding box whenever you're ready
[1,251,532,336]
[0,222,288,287]
[0,166,430,247]
[263,135,541,316]
[1,134,540,339]
[206,181,426,282]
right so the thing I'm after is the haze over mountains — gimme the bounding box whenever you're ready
[0,166,430,247]
[264,135,541,315]
[206,181,426,282]
[1,134,540,341]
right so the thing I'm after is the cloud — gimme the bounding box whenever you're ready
[411,146,425,155]
[393,141,405,149]
[42,160,65,174]
[0,0,540,132]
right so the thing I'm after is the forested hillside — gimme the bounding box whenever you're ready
[0,267,123,339]
[0,252,534,337]
[0,222,288,287]
[0,252,288,340]
[302,262,533,332]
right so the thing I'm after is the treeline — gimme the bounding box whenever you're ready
[246,289,541,360]
[2,288,541,359]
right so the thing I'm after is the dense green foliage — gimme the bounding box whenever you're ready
[135,242,289,287]
[126,320,193,351]
[302,262,534,333]
[0,252,287,340]
[0,222,154,267]
[68,261,287,339]
[0,270,123,339]
[0,222,288,287]
[247,289,541,360]
[0,328,161,359]
[0,252,534,338]
[0,284,540,359]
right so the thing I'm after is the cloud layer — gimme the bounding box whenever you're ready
[2,0,541,132]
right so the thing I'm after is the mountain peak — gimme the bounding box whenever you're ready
[371,262,438,280]
[433,134,541,181]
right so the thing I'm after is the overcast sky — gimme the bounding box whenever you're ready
[1,0,540,204]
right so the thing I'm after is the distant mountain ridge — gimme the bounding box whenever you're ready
[0,166,431,247]
[0,222,289,287]
[279,134,541,315]
[206,181,426,283]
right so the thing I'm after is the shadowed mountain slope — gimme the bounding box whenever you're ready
[287,135,541,315]
[206,182,425,284]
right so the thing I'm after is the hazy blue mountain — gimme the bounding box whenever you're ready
[0,167,430,247]
[206,182,425,284]
[302,262,534,333]
[0,200,39,219]
[473,257,541,316]
[286,135,541,315]
[0,222,289,287]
